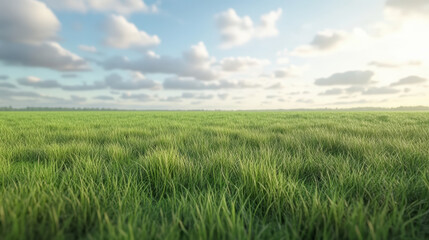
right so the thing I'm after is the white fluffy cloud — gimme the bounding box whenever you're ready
[216,8,282,48]
[292,30,348,56]
[182,42,212,67]
[0,0,89,71]
[103,42,218,80]
[104,15,160,49]
[220,57,270,72]
[0,0,60,44]
[42,0,158,15]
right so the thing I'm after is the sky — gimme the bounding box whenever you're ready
[0,0,428,110]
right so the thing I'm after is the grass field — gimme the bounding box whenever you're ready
[1,111,429,239]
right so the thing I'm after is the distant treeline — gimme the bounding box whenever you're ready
[0,107,121,111]
[1,106,429,111]
[282,106,429,112]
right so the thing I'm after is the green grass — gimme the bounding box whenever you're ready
[1,111,429,240]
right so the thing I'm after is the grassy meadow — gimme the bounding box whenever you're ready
[0,111,429,239]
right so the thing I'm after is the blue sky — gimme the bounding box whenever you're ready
[0,0,428,109]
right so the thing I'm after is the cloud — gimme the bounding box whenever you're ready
[0,75,9,80]
[0,83,16,88]
[70,95,86,102]
[276,57,290,65]
[363,87,401,95]
[146,50,160,59]
[276,49,290,65]
[121,92,153,101]
[104,72,159,90]
[345,86,365,94]
[315,70,374,86]
[104,15,160,49]
[181,92,196,99]
[182,42,213,67]
[330,99,370,105]
[385,0,429,17]
[194,94,214,100]
[390,76,427,86]
[102,42,218,80]
[369,60,422,68]
[61,82,105,91]
[266,82,284,89]
[0,42,89,71]
[218,93,229,100]
[0,89,42,99]
[160,92,218,102]
[292,30,348,56]
[17,72,159,91]
[42,0,158,15]
[17,76,104,91]
[288,91,305,95]
[163,77,260,90]
[274,65,304,78]
[163,78,216,90]
[94,95,115,100]
[0,89,82,105]
[0,0,89,72]
[266,95,277,99]
[0,89,102,107]
[276,49,288,56]
[216,8,282,48]
[161,96,182,102]
[0,0,60,44]
[296,99,314,104]
[274,70,291,78]
[180,92,214,100]
[220,57,270,71]
[256,8,283,37]
[79,45,97,53]
[319,88,344,96]
[17,76,61,88]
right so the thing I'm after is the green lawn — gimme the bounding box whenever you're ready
[1,112,429,239]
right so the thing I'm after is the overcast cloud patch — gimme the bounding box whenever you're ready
[315,71,374,86]
[390,76,427,86]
